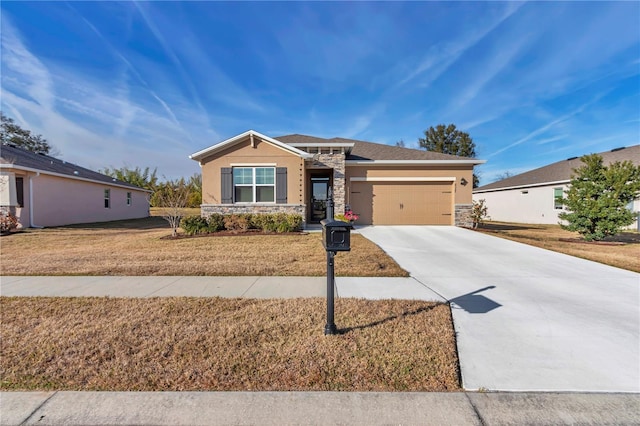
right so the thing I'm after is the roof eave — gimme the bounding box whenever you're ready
[287,142,355,148]
[0,164,152,192]
[189,130,314,162]
[346,159,486,166]
[473,179,571,193]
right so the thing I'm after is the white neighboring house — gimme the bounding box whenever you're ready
[473,145,640,230]
[0,144,151,228]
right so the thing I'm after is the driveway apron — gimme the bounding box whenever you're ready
[358,226,640,392]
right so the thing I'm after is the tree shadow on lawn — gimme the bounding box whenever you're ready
[61,216,168,231]
[603,232,640,244]
[477,222,538,231]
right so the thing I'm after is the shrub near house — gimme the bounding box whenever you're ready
[180,213,303,236]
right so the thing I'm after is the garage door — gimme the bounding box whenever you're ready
[350,181,453,225]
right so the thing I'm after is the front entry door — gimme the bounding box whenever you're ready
[311,177,330,222]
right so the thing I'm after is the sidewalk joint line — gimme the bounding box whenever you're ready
[464,392,487,426]
[19,391,58,426]
[410,275,449,302]
[146,276,185,297]
[240,277,261,297]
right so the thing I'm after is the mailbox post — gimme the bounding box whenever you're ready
[320,191,351,335]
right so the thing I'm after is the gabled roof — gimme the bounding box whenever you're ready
[0,144,149,191]
[190,130,313,162]
[275,134,485,164]
[474,144,640,193]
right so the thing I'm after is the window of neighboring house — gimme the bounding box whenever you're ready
[554,187,564,209]
[233,167,275,203]
[104,189,111,208]
[15,177,24,207]
[127,192,132,206]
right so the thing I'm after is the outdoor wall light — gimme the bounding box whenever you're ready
[460,177,468,186]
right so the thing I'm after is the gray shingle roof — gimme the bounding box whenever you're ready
[474,145,640,192]
[275,134,473,161]
[0,144,147,191]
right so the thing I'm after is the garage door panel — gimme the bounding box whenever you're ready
[351,182,453,225]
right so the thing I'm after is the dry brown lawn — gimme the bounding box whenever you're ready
[0,217,407,277]
[476,222,640,273]
[0,297,460,392]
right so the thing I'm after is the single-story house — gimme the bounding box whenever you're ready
[0,144,151,228]
[189,130,485,227]
[473,144,640,228]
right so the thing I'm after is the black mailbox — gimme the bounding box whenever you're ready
[320,219,351,252]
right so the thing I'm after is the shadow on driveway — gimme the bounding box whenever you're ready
[449,286,501,314]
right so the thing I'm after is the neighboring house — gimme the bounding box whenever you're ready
[0,144,150,228]
[473,145,640,228]
[189,130,485,227]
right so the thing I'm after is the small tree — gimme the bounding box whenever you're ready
[559,154,640,241]
[154,179,190,237]
[471,199,489,229]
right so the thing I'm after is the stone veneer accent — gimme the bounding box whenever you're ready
[455,204,473,228]
[307,153,346,215]
[201,204,307,226]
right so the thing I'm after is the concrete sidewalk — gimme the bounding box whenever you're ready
[2,275,639,425]
[0,275,445,300]
[2,391,639,425]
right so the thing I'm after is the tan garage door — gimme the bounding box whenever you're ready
[350,181,453,225]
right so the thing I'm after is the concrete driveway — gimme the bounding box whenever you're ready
[358,226,640,392]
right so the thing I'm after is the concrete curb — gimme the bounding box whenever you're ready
[2,391,638,426]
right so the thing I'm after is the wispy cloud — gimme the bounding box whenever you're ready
[0,12,200,178]
[394,2,524,91]
[487,91,611,158]
[70,4,188,140]
[1,17,54,111]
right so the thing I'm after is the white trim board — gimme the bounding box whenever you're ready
[350,177,456,182]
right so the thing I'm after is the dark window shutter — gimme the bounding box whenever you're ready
[221,168,233,203]
[276,167,287,204]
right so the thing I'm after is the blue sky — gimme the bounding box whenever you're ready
[1,1,638,184]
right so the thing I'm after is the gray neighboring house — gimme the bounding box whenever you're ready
[473,144,640,228]
[0,144,151,228]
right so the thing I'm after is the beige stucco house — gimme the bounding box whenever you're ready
[190,130,485,227]
[473,144,640,229]
[0,144,150,228]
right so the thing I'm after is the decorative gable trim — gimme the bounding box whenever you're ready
[189,130,314,162]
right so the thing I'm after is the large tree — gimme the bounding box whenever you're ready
[558,154,640,241]
[1,112,54,155]
[419,123,479,187]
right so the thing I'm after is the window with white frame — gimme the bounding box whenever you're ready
[104,189,111,208]
[233,167,275,203]
[553,187,563,209]
[127,192,132,206]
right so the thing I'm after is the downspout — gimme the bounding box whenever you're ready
[29,173,43,228]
